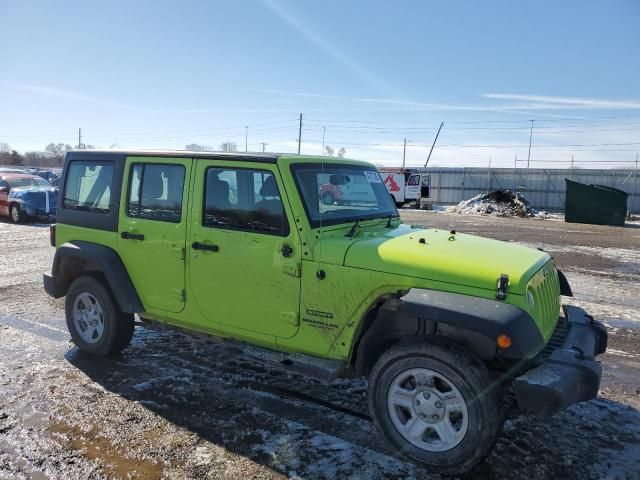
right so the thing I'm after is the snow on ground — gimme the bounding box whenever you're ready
[446,190,549,218]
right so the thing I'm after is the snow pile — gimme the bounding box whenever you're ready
[448,190,547,218]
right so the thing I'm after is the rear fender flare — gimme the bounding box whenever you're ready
[46,241,143,313]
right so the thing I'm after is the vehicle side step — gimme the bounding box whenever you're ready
[239,343,349,384]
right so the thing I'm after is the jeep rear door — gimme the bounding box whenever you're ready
[118,157,192,313]
[188,160,301,339]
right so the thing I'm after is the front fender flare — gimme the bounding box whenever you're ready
[399,289,545,359]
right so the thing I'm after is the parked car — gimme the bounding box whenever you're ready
[44,150,606,475]
[0,173,58,222]
[34,169,62,184]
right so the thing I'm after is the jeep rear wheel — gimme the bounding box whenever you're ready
[368,338,503,475]
[65,276,134,356]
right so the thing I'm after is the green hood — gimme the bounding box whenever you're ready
[317,224,550,294]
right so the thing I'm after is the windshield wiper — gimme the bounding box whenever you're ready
[345,217,362,238]
[385,215,395,228]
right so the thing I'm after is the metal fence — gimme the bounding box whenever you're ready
[419,167,639,213]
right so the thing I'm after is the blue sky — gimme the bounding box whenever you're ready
[1,0,639,167]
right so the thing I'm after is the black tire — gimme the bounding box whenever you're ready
[9,204,25,223]
[368,338,503,475]
[65,276,134,356]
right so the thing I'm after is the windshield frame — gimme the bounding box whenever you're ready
[290,162,398,229]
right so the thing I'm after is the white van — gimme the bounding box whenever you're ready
[381,172,422,205]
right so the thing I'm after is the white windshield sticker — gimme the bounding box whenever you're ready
[364,171,382,183]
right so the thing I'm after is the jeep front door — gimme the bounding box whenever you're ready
[118,157,191,313]
[189,161,301,339]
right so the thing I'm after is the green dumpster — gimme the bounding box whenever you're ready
[565,179,628,226]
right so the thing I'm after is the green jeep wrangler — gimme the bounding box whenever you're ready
[44,150,607,474]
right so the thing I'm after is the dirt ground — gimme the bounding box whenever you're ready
[0,212,639,480]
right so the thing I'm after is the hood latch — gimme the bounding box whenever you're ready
[496,274,509,301]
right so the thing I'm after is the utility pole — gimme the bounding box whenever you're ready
[513,154,518,192]
[527,120,534,169]
[260,142,268,153]
[424,122,444,168]
[570,155,575,180]
[487,157,492,193]
[77,128,82,149]
[632,153,638,216]
[297,113,302,155]
[245,126,248,152]
[322,126,326,155]
[402,138,407,169]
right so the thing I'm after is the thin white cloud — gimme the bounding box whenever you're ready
[1,82,136,109]
[255,88,583,117]
[484,93,640,109]
[260,0,393,95]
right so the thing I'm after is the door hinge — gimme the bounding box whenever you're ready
[173,246,186,262]
[282,263,301,277]
[172,289,186,302]
[280,311,300,326]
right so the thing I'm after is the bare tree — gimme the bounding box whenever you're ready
[185,143,212,151]
[325,145,334,157]
[219,141,238,152]
[337,147,346,158]
[2,148,24,166]
[23,151,49,166]
[45,143,73,166]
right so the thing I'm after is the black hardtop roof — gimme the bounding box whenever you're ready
[65,149,282,164]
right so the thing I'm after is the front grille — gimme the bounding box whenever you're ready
[527,261,561,340]
[30,191,47,209]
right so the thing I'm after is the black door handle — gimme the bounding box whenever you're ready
[192,241,219,252]
[121,231,145,241]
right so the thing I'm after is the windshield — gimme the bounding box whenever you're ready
[291,163,397,228]
[8,177,51,188]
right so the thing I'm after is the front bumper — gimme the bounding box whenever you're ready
[513,305,607,418]
[25,207,56,220]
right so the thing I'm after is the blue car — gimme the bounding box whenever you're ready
[0,173,58,223]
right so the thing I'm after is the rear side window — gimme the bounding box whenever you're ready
[63,162,114,213]
[127,163,185,223]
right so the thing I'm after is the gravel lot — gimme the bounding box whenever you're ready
[1,212,639,480]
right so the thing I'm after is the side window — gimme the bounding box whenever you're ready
[127,163,185,223]
[63,161,114,213]
[408,175,420,186]
[203,167,289,236]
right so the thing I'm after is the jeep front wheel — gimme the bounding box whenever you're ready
[65,276,134,356]
[368,338,503,475]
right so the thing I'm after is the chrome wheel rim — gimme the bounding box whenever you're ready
[386,368,469,452]
[11,207,19,222]
[72,293,105,344]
